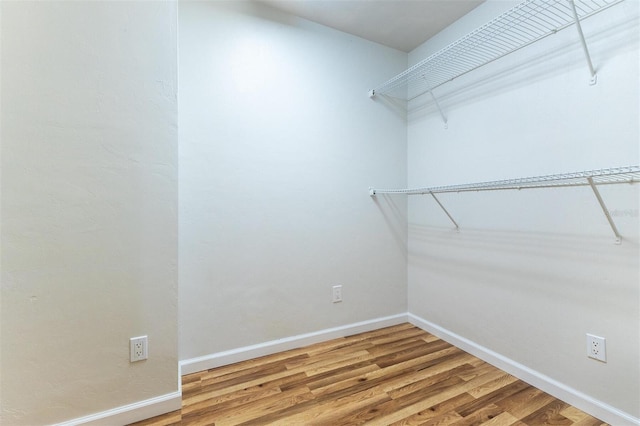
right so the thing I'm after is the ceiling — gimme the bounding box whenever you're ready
[258,0,485,52]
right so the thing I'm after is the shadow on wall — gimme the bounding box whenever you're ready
[372,193,408,259]
[407,10,639,122]
[371,94,408,123]
[408,223,639,310]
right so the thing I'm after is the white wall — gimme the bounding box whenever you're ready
[179,1,408,361]
[407,0,639,420]
[0,2,179,424]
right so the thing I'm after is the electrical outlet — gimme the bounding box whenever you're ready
[130,336,148,362]
[332,285,342,303]
[586,333,606,362]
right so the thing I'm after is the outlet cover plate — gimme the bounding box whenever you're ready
[332,285,342,303]
[130,336,148,362]
[586,333,606,362]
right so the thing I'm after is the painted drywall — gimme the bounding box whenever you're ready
[179,1,407,360]
[0,2,179,424]
[407,0,639,419]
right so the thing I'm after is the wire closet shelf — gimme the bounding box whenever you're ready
[370,0,624,101]
[369,166,640,196]
[369,166,639,244]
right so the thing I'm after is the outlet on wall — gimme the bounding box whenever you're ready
[586,333,606,362]
[332,285,342,303]
[130,336,148,362]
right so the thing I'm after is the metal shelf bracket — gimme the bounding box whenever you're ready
[429,192,459,231]
[568,0,598,85]
[587,177,622,244]
[429,90,448,129]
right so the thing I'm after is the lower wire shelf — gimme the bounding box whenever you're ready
[369,165,640,243]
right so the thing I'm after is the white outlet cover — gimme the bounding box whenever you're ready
[586,333,606,362]
[130,336,148,362]
[332,285,342,303]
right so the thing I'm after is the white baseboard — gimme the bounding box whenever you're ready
[408,313,640,426]
[53,391,182,426]
[180,313,408,375]
[59,312,637,426]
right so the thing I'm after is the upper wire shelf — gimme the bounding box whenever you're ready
[369,0,624,101]
[369,166,640,196]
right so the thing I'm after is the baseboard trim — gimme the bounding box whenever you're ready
[53,391,182,426]
[408,313,640,426]
[180,313,408,375]
[57,313,637,425]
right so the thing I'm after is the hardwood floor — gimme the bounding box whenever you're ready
[130,323,607,425]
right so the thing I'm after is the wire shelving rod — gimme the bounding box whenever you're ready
[370,166,640,195]
[369,166,640,244]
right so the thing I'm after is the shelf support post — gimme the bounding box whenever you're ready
[568,0,597,85]
[429,90,448,129]
[587,177,621,244]
[429,192,459,231]
[420,74,448,128]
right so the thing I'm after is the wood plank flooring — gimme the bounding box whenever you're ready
[130,323,607,426]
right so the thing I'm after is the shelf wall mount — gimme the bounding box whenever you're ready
[369,166,640,244]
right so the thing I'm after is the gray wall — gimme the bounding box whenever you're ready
[1,2,179,424]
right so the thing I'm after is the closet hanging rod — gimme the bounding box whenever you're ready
[369,0,625,101]
[369,166,640,196]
